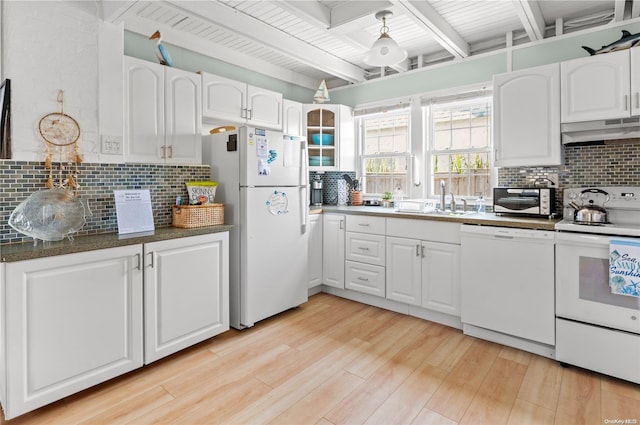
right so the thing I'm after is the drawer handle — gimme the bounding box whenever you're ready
[358,223,370,227]
[357,277,369,282]
[358,246,370,251]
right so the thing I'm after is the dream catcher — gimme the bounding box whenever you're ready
[39,90,83,193]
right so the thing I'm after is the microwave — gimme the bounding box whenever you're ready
[493,187,556,217]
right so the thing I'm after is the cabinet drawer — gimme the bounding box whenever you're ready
[346,215,385,234]
[387,218,460,244]
[345,260,385,297]
[346,232,385,266]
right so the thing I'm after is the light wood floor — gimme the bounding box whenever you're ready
[3,292,640,425]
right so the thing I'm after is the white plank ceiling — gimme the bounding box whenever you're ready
[104,0,637,89]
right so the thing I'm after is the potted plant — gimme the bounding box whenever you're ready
[382,191,393,208]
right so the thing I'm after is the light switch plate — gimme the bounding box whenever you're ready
[101,135,123,155]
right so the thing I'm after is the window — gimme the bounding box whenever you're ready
[428,97,491,198]
[358,110,410,196]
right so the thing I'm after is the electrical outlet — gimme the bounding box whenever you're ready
[101,135,123,155]
[548,172,559,187]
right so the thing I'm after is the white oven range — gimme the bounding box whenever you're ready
[555,186,640,383]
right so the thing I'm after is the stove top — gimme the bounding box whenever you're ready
[556,186,640,237]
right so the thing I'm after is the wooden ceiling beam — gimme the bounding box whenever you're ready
[512,0,546,41]
[389,0,470,59]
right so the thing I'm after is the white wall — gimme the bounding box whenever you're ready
[2,0,123,162]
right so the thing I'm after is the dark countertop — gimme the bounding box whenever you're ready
[0,225,234,263]
[317,205,561,231]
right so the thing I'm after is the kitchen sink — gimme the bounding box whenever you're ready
[427,210,476,217]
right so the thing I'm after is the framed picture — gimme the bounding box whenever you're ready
[1,78,11,159]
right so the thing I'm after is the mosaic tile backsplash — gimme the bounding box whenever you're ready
[3,142,639,244]
[310,171,356,205]
[498,141,640,211]
[1,161,211,244]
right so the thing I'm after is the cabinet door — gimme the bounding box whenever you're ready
[337,104,356,171]
[3,245,143,420]
[322,214,345,289]
[421,241,460,316]
[201,73,246,123]
[631,48,640,116]
[124,56,165,164]
[306,105,337,170]
[493,63,561,167]
[144,233,229,364]
[385,236,421,306]
[283,99,304,136]
[247,85,283,130]
[308,213,323,288]
[561,50,631,122]
[165,67,202,164]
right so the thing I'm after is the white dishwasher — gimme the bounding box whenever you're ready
[460,224,556,349]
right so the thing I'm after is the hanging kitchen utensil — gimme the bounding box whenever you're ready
[39,90,82,192]
[342,174,355,189]
[573,188,610,224]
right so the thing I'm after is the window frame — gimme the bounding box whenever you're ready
[424,95,493,200]
[356,108,412,197]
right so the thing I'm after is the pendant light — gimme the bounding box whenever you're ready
[363,10,407,67]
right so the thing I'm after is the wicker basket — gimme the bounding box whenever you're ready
[172,204,224,228]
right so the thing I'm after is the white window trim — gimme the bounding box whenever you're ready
[356,108,412,197]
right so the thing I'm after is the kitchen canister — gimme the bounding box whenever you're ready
[337,179,348,206]
[351,190,363,206]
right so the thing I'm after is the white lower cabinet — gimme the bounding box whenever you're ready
[386,219,461,315]
[344,215,386,296]
[322,213,345,289]
[0,232,230,420]
[386,237,422,305]
[308,214,323,288]
[421,241,461,316]
[144,233,229,364]
[2,245,144,420]
[345,260,385,297]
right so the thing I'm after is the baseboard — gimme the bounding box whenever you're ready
[462,323,555,358]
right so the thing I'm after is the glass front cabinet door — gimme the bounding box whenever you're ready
[304,104,355,171]
[306,107,336,169]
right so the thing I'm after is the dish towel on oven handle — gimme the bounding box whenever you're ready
[609,238,640,298]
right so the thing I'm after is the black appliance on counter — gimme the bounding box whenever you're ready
[493,187,555,217]
[311,175,323,206]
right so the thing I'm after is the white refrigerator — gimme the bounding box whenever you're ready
[203,127,309,329]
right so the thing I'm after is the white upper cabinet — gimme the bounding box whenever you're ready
[202,72,283,130]
[493,63,562,167]
[631,48,640,116]
[283,99,304,136]
[304,104,355,171]
[561,49,634,122]
[124,56,202,164]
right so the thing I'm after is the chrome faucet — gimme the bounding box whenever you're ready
[439,180,446,212]
[460,198,468,212]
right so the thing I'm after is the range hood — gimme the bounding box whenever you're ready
[561,117,640,144]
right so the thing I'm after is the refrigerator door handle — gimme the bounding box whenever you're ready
[301,139,309,187]
[301,185,308,232]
